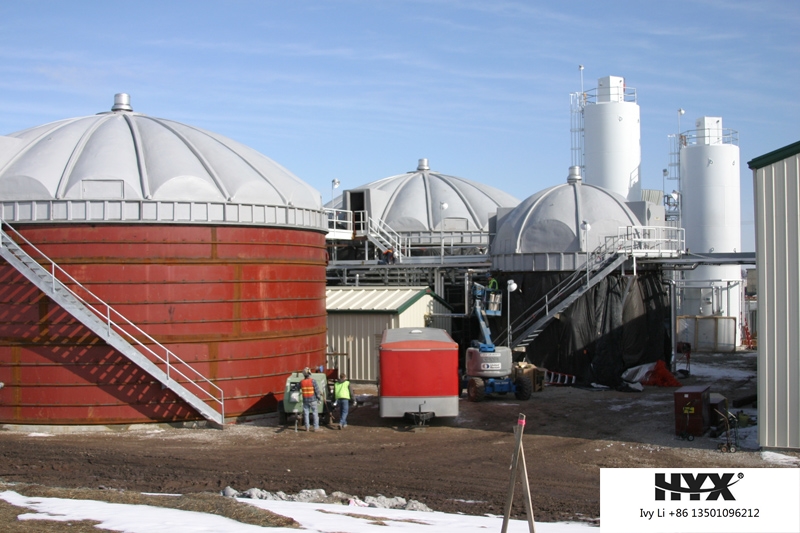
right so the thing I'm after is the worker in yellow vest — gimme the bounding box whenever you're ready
[300,367,321,431]
[334,373,355,430]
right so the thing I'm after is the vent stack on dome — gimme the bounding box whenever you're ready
[567,165,582,184]
[111,93,133,112]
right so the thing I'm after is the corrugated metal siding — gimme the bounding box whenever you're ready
[397,295,452,331]
[326,289,453,383]
[754,150,800,449]
[327,313,395,383]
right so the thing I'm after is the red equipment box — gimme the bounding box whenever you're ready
[379,327,459,418]
[674,385,710,437]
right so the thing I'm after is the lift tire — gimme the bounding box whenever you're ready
[467,377,485,402]
[277,402,287,425]
[514,377,533,401]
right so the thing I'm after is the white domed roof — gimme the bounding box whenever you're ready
[0,94,321,214]
[343,159,519,232]
[492,167,639,271]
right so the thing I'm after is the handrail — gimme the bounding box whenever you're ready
[497,226,683,345]
[368,215,409,258]
[615,226,684,256]
[347,210,409,260]
[499,265,587,343]
[324,208,354,234]
[497,236,625,343]
[0,219,224,419]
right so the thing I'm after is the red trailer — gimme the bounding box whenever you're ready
[379,327,459,422]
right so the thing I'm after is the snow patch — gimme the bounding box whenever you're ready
[761,451,800,466]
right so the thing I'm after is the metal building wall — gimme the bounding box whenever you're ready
[751,143,800,450]
[398,296,452,331]
[327,313,396,383]
[326,292,451,383]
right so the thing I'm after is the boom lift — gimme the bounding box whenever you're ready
[463,281,533,402]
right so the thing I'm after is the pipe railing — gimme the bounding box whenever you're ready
[0,219,225,420]
[497,234,629,344]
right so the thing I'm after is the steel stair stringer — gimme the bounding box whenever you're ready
[510,253,629,351]
[0,226,225,427]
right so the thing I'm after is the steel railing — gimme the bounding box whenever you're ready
[615,226,685,256]
[0,218,225,423]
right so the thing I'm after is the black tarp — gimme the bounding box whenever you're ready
[487,271,670,387]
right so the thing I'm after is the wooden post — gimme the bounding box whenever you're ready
[501,413,536,533]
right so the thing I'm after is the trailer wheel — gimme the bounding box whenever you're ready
[277,402,287,425]
[467,377,485,402]
[514,377,533,401]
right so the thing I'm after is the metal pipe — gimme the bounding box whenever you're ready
[663,279,677,373]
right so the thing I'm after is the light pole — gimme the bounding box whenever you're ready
[581,221,591,286]
[439,201,448,262]
[506,279,517,346]
[677,108,685,134]
[331,179,340,206]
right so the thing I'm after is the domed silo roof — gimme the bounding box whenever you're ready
[340,158,519,232]
[0,93,322,219]
[492,166,639,271]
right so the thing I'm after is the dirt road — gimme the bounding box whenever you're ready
[0,350,793,524]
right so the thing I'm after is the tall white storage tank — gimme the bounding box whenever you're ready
[679,117,742,344]
[583,76,642,202]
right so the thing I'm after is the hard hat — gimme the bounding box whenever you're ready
[303,367,311,377]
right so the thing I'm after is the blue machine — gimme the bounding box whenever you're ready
[463,282,532,402]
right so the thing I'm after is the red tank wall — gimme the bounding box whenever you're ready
[0,224,327,425]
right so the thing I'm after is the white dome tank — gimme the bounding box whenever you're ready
[679,117,741,336]
[339,158,519,232]
[0,93,323,227]
[582,76,642,202]
[491,166,640,272]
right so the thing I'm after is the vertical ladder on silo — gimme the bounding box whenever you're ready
[0,221,225,427]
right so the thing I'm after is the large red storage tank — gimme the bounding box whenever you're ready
[378,327,459,419]
[0,94,327,425]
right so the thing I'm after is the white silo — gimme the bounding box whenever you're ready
[582,75,642,202]
[678,116,742,344]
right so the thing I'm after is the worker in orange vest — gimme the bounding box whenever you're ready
[300,367,321,431]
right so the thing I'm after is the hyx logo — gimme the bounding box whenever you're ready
[655,473,743,501]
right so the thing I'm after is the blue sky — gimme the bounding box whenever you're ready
[1,1,798,251]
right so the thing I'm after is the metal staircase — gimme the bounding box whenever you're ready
[0,220,225,427]
[355,212,409,261]
[503,250,629,352]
